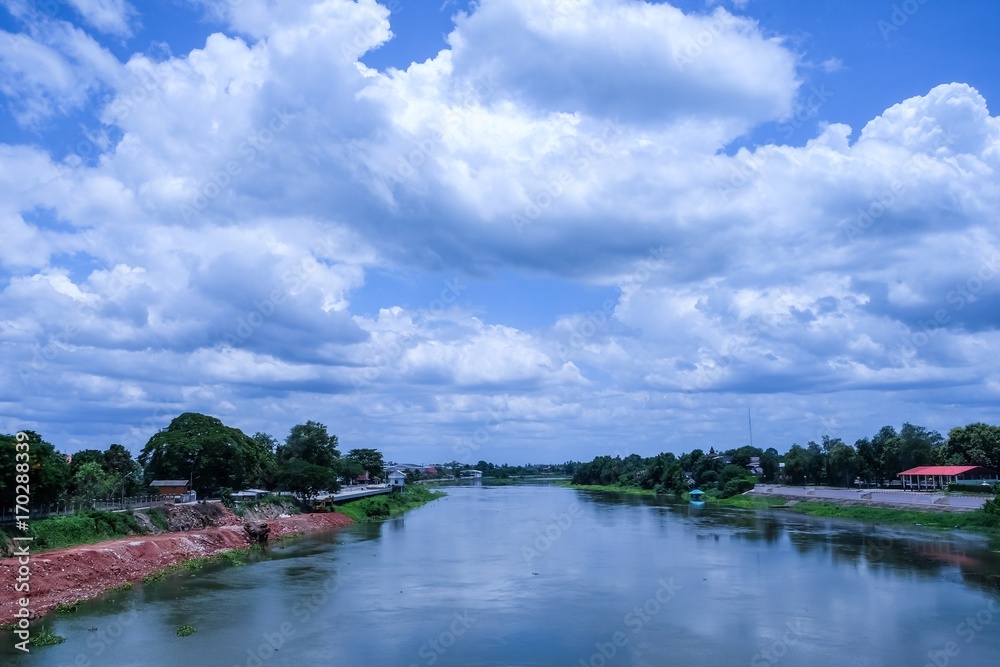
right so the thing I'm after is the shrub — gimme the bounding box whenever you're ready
[146,508,169,532]
[720,477,756,499]
[363,497,391,518]
[30,627,65,646]
[984,495,1000,517]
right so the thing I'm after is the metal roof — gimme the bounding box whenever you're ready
[149,480,190,486]
[897,466,989,476]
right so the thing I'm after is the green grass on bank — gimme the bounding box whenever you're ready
[3,510,146,552]
[560,482,1000,535]
[706,495,791,510]
[777,501,1000,532]
[334,485,444,523]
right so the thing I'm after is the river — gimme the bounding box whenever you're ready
[3,482,1000,666]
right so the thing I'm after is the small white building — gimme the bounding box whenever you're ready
[388,471,406,489]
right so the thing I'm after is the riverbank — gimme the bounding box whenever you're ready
[0,506,354,625]
[716,495,1000,532]
[561,482,1000,534]
[333,485,444,522]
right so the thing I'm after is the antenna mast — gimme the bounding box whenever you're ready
[748,407,753,448]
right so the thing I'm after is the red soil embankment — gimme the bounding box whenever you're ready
[0,508,354,625]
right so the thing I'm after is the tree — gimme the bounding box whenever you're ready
[69,449,104,476]
[760,448,780,482]
[944,423,1000,473]
[103,444,143,496]
[251,432,279,489]
[783,445,808,485]
[897,423,943,471]
[826,440,859,487]
[873,426,901,486]
[339,458,365,484]
[347,448,385,480]
[70,462,117,502]
[278,421,340,468]
[729,446,762,470]
[139,413,274,496]
[276,459,338,505]
[855,438,877,485]
[805,442,825,484]
[0,431,71,506]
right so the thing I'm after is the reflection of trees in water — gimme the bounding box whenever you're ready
[585,491,1000,596]
[784,522,1000,596]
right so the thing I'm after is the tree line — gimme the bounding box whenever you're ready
[0,412,385,509]
[571,422,1000,496]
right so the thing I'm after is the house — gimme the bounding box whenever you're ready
[460,470,483,478]
[149,480,190,497]
[897,466,999,491]
[747,456,764,475]
[388,471,406,490]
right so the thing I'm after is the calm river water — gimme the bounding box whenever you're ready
[3,482,1000,666]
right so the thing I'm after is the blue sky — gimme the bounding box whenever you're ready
[1,0,999,464]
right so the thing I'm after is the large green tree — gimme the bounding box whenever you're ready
[825,439,860,487]
[250,432,279,489]
[138,413,274,496]
[276,459,338,504]
[275,421,341,497]
[278,421,340,467]
[944,423,1000,473]
[70,462,118,502]
[0,431,71,506]
[897,423,944,471]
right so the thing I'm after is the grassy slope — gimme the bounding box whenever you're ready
[1,496,307,555]
[333,485,445,523]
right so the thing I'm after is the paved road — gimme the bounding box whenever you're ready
[751,484,991,510]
